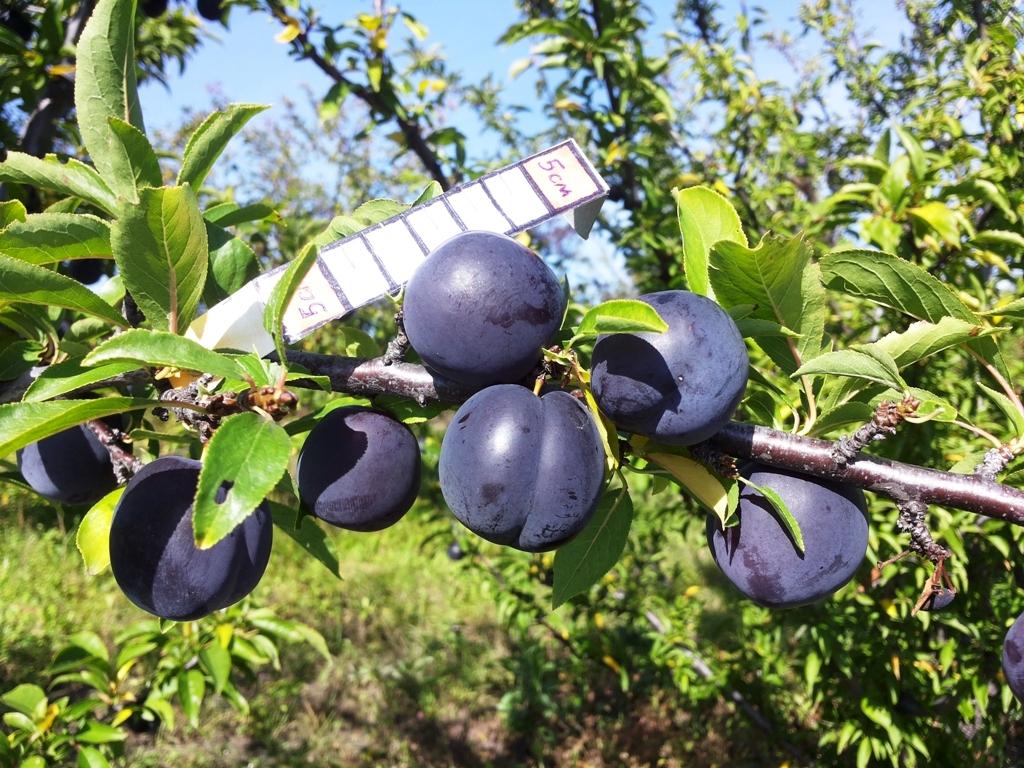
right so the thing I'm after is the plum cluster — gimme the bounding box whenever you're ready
[18,422,120,506]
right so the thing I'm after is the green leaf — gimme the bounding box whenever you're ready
[107,116,162,191]
[0,397,155,457]
[412,181,443,205]
[574,299,668,337]
[1,684,46,718]
[0,340,43,380]
[674,185,746,297]
[192,412,291,548]
[178,104,268,190]
[85,329,245,379]
[203,222,258,305]
[77,746,112,768]
[820,248,1007,376]
[820,249,975,323]
[198,643,231,694]
[0,212,111,265]
[204,202,279,228]
[77,721,126,744]
[983,296,1024,320]
[111,185,208,333]
[741,478,804,553]
[907,202,960,246]
[552,485,632,608]
[647,452,732,524]
[68,631,109,663]
[177,669,205,728]
[0,153,117,215]
[794,347,907,391]
[76,487,123,576]
[263,242,318,362]
[893,125,927,180]
[710,235,825,372]
[23,358,140,402]
[979,383,1024,438]
[871,317,998,367]
[73,0,144,201]
[0,255,127,327]
[970,230,1024,253]
[0,199,27,228]
[268,502,342,580]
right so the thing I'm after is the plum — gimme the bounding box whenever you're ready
[109,456,272,621]
[196,0,223,20]
[590,290,748,445]
[18,423,118,505]
[920,586,956,612]
[706,464,868,608]
[439,384,605,552]
[403,231,565,387]
[1003,611,1024,701]
[296,407,421,531]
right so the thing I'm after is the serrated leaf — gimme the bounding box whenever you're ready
[0,153,117,215]
[970,230,1024,253]
[352,198,409,225]
[177,669,204,728]
[574,299,668,337]
[552,485,632,608]
[983,296,1024,320]
[76,487,123,575]
[108,116,162,191]
[893,125,926,180]
[0,397,155,458]
[709,235,825,372]
[674,185,746,297]
[0,212,111,265]
[0,199,26,228]
[204,202,279,228]
[23,358,140,402]
[178,104,268,190]
[794,347,906,391]
[412,181,443,205]
[647,452,730,523]
[84,329,246,379]
[0,340,43,380]
[68,631,109,663]
[871,317,997,367]
[263,242,318,362]
[111,184,208,333]
[820,248,1007,376]
[742,478,804,553]
[0,254,127,326]
[74,0,144,201]
[268,502,341,579]
[193,412,291,548]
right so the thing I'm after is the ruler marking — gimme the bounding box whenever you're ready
[478,181,517,231]
[565,140,607,193]
[400,213,430,255]
[441,196,468,231]
[316,257,352,313]
[359,233,398,292]
[517,164,556,215]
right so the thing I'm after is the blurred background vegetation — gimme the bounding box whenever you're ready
[1,0,1023,765]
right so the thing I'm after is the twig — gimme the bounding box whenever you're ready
[382,309,411,365]
[895,499,950,563]
[84,419,142,482]
[975,440,1021,482]
[832,396,919,467]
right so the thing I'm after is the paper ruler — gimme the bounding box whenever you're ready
[187,139,609,356]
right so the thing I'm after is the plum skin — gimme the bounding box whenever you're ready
[109,456,272,622]
[296,407,421,531]
[706,464,868,608]
[18,423,118,505]
[403,231,566,387]
[1004,611,1024,701]
[439,384,605,552]
[590,290,748,445]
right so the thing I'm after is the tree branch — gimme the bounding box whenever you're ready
[283,352,1024,524]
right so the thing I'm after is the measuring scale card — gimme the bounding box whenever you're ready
[187,140,609,355]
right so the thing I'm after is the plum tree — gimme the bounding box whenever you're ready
[296,407,421,531]
[403,231,566,387]
[439,384,605,552]
[1003,612,1024,701]
[590,290,748,445]
[706,464,869,608]
[17,423,118,505]
[109,456,272,621]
